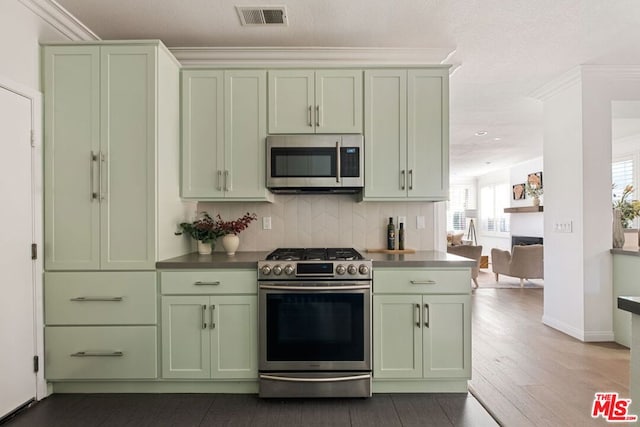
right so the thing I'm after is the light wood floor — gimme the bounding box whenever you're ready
[470,288,631,426]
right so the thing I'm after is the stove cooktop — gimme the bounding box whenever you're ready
[265,247,365,262]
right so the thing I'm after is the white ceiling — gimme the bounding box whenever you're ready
[55,0,640,179]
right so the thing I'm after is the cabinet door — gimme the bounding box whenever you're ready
[44,46,101,270]
[210,295,258,379]
[407,70,449,200]
[363,70,407,199]
[181,70,224,198]
[315,70,362,133]
[225,70,268,199]
[373,295,422,379]
[100,45,156,269]
[422,295,471,379]
[268,70,314,134]
[162,296,211,379]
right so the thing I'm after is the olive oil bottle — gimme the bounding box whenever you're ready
[387,217,395,250]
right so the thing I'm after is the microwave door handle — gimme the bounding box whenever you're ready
[336,140,341,183]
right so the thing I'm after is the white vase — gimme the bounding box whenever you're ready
[222,234,240,255]
[197,240,212,255]
[532,196,540,206]
[613,208,625,249]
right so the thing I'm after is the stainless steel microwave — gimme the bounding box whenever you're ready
[266,134,364,193]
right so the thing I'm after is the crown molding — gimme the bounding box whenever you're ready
[19,0,99,41]
[581,65,640,80]
[170,46,456,68]
[529,67,582,101]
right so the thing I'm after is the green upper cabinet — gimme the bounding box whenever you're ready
[181,69,271,201]
[268,69,363,134]
[44,42,187,271]
[363,68,449,201]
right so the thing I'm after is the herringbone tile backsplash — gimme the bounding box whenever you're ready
[198,195,438,252]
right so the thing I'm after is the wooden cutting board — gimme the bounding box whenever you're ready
[366,248,416,254]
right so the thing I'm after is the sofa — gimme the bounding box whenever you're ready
[491,244,544,287]
[447,244,483,288]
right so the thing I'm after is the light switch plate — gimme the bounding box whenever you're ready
[263,216,272,230]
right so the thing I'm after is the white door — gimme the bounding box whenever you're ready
[0,86,36,418]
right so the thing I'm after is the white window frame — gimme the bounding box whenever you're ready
[612,153,638,228]
[446,183,475,233]
[479,181,510,237]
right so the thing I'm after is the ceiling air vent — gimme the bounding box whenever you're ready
[236,6,288,25]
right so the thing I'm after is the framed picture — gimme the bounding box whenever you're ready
[512,183,526,200]
[527,171,543,188]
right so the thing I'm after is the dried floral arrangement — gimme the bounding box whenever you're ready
[214,212,258,235]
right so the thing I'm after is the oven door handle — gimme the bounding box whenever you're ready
[259,285,370,291]
[260,374,371,383]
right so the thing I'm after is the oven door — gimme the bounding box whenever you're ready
[259,282,371,372]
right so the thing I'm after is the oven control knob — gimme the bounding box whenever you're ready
[347,264,358,275]
[336,264,346,275]
[260,265,272,276]
[284,265,295,275]
[272,265,283,275]
[358,264,370,275]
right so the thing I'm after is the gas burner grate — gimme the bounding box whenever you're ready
[265,248,364,261]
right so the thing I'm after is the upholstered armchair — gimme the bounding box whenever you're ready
[447,245,483,288]
[491,244,544,287]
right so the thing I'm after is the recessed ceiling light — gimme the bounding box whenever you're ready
[493,137,501,141]
[475,131,488,136]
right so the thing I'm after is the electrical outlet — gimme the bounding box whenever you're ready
[416,216,426,229]
[262,216,272,230]
[398,216,407,226]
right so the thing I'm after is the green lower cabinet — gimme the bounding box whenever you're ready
[161,295,257,380]
[373,294,471,380]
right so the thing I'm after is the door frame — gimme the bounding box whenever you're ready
[0,75,46,401]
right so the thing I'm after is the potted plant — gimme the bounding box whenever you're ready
[525,182,543,206]
[176,212,223,255]
[214,212,258,255]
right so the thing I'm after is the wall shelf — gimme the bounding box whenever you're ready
[504,206,543,213]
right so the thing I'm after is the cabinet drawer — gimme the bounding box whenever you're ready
[45,272,156,325]
[160,270,257,295]
[374,268,470,294]
[45,326,157,379]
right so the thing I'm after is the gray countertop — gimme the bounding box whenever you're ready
[611,249,640,257]
[156,250,475,269]
[618,296,640,316]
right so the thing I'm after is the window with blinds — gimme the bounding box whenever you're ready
[480,183,510,234]
[612,158,634,201]
[446,185,472,231]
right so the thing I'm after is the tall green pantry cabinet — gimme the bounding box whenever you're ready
[42,41,192,385]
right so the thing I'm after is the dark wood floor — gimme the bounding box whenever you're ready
[2,393,498,427]
[470,288,631,426]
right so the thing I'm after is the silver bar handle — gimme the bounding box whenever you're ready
[99,151,106,201]
[224,170,230,191]
[210,304,215,329]
[401,170,406,190]
[90,151,98,201]
[410,280,437,285]
[424,303,430,328]
[260,285,371,291]
[260,373,371,383]
[71,351,123,357]
[409,169,413,190]
[201,305,207,329]
[336,140,341,183]
[194,281,220,286]
[316,105,320,127]
[70,296,123,302]
[415,303,421,327]
[217,170,223,191]
[308,105,313,127]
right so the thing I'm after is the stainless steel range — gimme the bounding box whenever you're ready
[258,248,372,398]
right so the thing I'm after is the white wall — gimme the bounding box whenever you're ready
[539,66,640,342]
[198,197,438,252]
[509,157,544,238]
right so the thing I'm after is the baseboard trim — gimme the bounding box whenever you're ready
[542,315,615,342]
